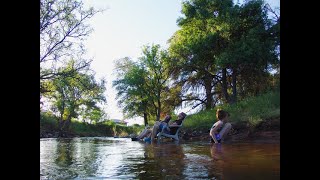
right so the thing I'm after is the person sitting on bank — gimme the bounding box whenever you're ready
[210,109,232,143]
[151,112,187,141]
[132,114,172,141]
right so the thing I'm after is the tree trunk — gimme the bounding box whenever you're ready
[221,68,230,103]
[156,93,161,121]
[64,115,72,131]
[58,108,75,136]
[141,99,148,126]
[58,108,65,132]
[231,67,237,104]
[204,74,214,109]
[143,112,148,126]
[58,91,66,126]
[58,119,64,131]
[231,68,237,104]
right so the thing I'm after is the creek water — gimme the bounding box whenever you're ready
[40,137,279,179]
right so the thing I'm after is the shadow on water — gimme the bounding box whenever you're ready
[208,143,280,180]
[40,137,279,179]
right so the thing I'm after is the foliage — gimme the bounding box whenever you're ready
[41,115,145,137]
[40,0,102,82]
[113,44,176,125]
[113,57,149,124]
[169,0,280,107]
[169,0,234,109]
[113,124,144,137]
[43,62,106,131]
[40,111,59,130]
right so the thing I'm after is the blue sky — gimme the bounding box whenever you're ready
[82,0,280,125]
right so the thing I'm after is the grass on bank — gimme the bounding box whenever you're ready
[40,112,145,137]
[182,90,280,131]
[41,90,279,137]
[69,120,144,137]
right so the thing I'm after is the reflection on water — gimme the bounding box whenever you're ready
[40,137,279,179]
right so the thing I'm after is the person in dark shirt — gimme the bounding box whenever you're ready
[132,115,171,141]
[151,112,187,141]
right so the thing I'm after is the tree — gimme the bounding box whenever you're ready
[169,0,233,110]
[139,44,173,121]
[113,57,150,125]
[81,106,106,124]
[169,0,279,107]
[40,0,102,93]
[113,44,175,125]
[44,61,106,133]
[216,0,279,102]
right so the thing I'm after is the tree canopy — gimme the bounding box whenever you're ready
[40,0,102,93]
[113,0,280,122]
[40,0,106,132]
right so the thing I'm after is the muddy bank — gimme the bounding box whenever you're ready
[180,129,279,144]
[40,129,77,138]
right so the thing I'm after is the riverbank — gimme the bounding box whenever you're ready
[41,90,279,142]
[180,116,280,143]
[40,116,280,144]
[40,118,144,138]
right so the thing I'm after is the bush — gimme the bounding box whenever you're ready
[40,112,59,131]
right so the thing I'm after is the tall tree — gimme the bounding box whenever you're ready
[169,0,279,106]
[113,57,150,125]
[40,0,102,93]
[216,0,279,102]
[113,44,174,125]
[139,44,173,121]
[169,0,233,109]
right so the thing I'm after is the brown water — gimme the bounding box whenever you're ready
[40,137,279,179]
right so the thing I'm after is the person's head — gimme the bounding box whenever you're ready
[178,112,187,120]
[164,114,171,121]
[216,109,229,121]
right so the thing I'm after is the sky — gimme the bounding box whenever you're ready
[82,0,280,125]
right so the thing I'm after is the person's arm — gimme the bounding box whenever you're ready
[210,123,222,143]
[168,120,182,127]
[168,124,180,128]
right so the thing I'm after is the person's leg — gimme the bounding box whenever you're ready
[218,123,231,140]
[151,122,161,141]
[163,125,170,134]
[137,129,150,139]
[135,129,146,139]
[146,131,151,138]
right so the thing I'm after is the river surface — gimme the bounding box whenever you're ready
[40,137,279,179]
